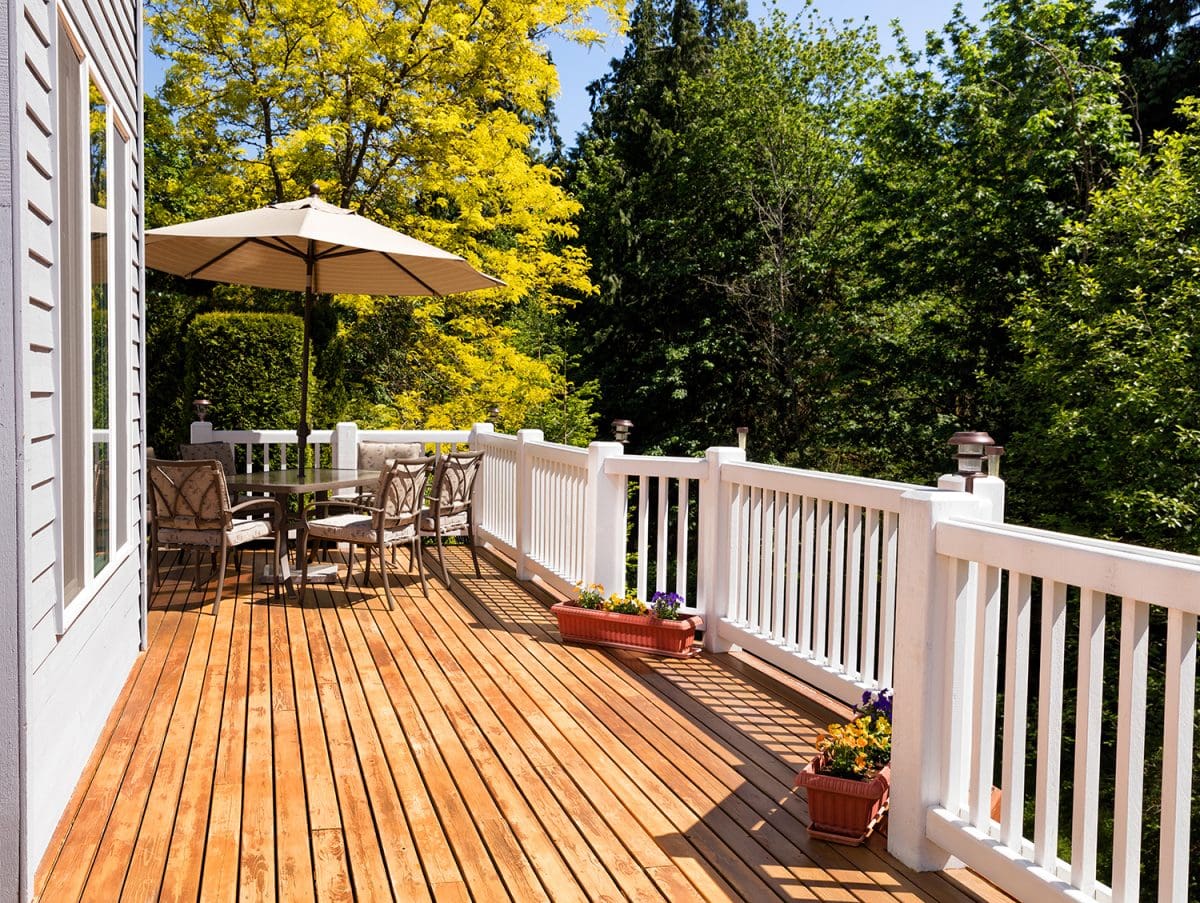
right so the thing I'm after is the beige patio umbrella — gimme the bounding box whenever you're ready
[145,188,503,475]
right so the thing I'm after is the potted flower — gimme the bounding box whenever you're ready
[551,586,703,658]
[794,689,893,845]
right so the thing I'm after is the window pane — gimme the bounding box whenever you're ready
[89,81,109,574]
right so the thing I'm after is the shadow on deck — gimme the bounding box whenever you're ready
[34,545,1009,902]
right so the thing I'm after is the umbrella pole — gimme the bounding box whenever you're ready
[298,252,314,477]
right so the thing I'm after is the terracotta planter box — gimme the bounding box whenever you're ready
[794,757,890,845]
[551,603,703,658]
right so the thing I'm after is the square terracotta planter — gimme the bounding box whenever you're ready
[794,756,890,845]
[550,602,703,658]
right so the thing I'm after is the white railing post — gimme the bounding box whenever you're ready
[332,421,358,470]
[583,441,626,598]
[470,422,495,538]
[889,487,991,871]
[937,473,1005,523]
[699,446,746,653]
[189,420,214,443]
[468,421,494,450]
[514,428,543,581]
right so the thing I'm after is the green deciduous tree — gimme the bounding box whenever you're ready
[828,0,1136,482]
[674,10,882,462]
[1013,101,1200,552]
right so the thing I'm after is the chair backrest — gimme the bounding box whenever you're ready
[148,459,232,532]
[376,457,434,528]
[432,451,484,514]
[180,441,237,477]
[358,441,424,472]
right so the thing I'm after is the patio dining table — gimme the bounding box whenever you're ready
[226,467,380,592]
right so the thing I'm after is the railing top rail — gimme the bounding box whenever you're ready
[939,517,1200,614]
[475,432,518,449]
[604,455,708,480]
[357,428,471,444]
[195,428,333,444]
[525,440,589,468]
[722,460,922,512]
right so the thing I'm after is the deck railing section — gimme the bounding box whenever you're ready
[189,421,475,475]
[189,422,335,472]
[473,431,518,554]
[714,461,915,702]
[890,493,1197,903]
[524,437,590,591]
[604,455,708,614]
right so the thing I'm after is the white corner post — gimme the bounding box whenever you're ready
[698,446,745,652]
[514,428,543,581]
[937,472,1005,523]
[331,421,358,470]
[189,420,215,443]
[468,421,494,450]
[583,441,626,597]
[469,422,495,539]
[888,487,992,870]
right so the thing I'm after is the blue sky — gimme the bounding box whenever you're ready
[144,0,989,147]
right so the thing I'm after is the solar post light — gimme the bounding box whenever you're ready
[948,431,994,492]
[193,398,212,422]
[612,419,633,445]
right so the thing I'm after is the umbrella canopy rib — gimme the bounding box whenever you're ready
[183,236,311,280]
[381,253,440,296]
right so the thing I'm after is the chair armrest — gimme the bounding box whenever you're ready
[230,497,285,528]
[302,499,377,519]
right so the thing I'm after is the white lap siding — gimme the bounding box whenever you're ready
[4,0,145,896]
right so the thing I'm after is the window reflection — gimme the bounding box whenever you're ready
[89,81,109,575]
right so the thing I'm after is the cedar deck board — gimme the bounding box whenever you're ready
[34,547,1011,903]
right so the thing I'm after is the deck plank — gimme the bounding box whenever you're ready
[267,598,316,903]
[199,578,254,903]
[120,583,220,903]
[240,590,277,902]
[35,547,1011,903]
[385,590,632,901]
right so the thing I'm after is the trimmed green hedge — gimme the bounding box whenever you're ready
[183,312,313,433]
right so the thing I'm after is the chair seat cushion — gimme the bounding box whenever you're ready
[421,509,470,533]
[307,513,417,544]
[159,517,273,548]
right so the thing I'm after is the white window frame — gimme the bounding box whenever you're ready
[53,13,133,634]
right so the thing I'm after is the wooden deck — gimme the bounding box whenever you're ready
[34,545,1009,902]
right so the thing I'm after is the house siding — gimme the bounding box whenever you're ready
[2,1,27,899]
[7,0,145,896]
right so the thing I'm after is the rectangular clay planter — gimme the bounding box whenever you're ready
[794,757,890,845]
[550,602,703,658]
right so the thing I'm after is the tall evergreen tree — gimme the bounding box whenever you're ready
[568,0,748,453]
[1109,0,1200,138]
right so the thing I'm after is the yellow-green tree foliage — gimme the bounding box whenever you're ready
[147,0,624,435]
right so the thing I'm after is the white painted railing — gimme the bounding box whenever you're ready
[188,422,335,471]
[473,431,518,554]
[188,421,475,474]
[604,454,707,614]
[525,436,590,590]
[713,461,916,702]
[196,418,1195,902]
[890,493,1197,903]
